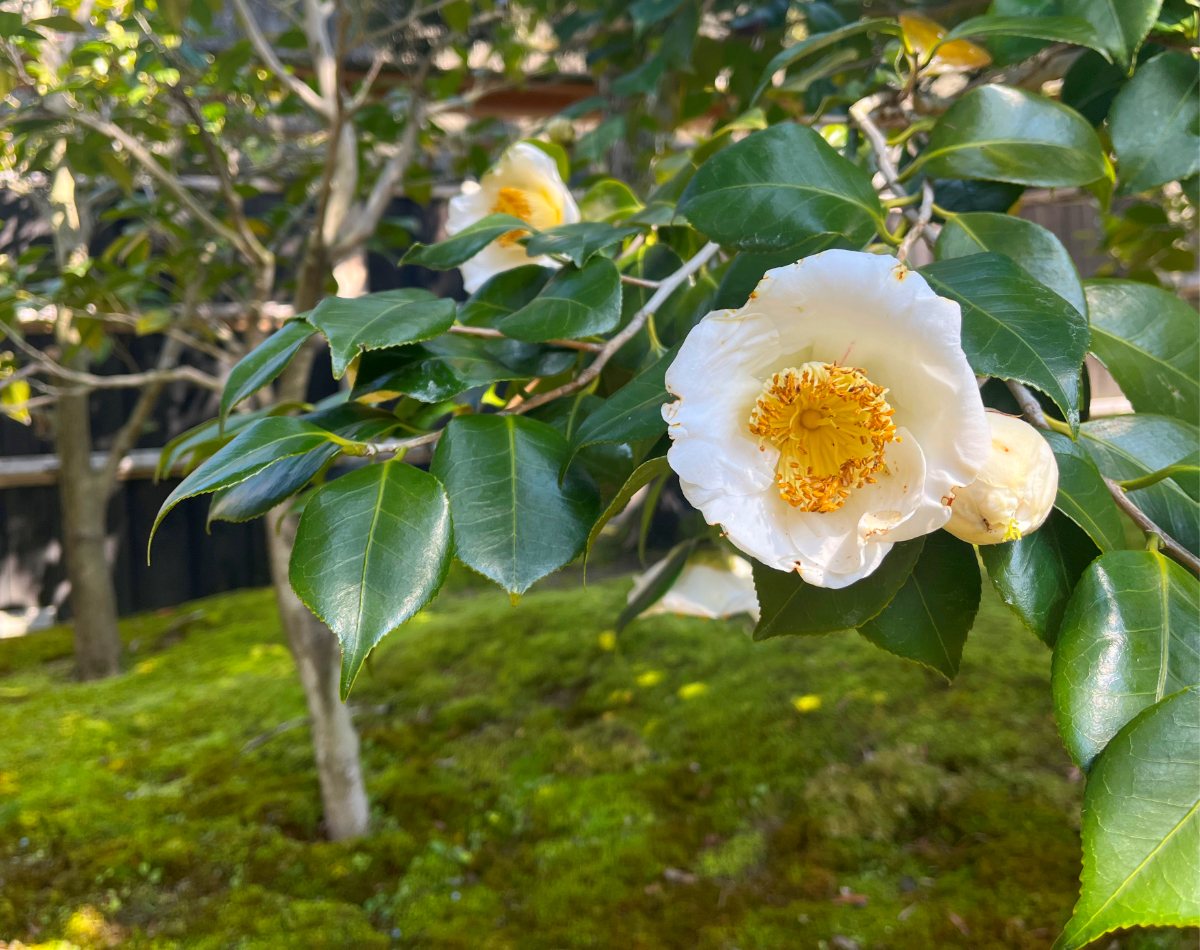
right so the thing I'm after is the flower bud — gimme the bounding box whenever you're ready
[544,116,576,145]
[945,411,1058,545]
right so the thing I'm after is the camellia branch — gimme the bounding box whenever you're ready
[364,242,723,460]
[896,179,934,265]
[447,325,603,352]
[1005,379,1200,577]
[228,0,333,118]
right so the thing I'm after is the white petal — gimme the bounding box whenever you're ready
[632,556,760,622]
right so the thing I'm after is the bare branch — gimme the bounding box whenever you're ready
[228,0,333,117]
[347,50,390,114]
[897,179,934,265]
[620,274,660,289]
[1006,379,1200,578]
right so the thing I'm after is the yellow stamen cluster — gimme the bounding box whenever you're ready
[748,362,898,512]
[493,187,535,246]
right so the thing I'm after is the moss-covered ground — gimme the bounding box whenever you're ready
[0,571,1194,949]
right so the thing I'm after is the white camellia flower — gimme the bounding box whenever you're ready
[662,249,991,589]
[446,142,581,293]
[629,551,761,622]
[944,410,1058,545]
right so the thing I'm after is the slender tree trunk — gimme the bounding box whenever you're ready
[262,237,370,839]
[266,505,370,839]
[54,368,121,680]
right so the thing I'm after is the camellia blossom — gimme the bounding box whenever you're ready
[629,551,760,622]
[662,250,991,589]
[944,410,1058,545]
[446,142,580,293]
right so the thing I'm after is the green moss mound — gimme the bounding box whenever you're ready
[0,572,1194,949]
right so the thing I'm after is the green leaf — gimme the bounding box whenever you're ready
[524,223,642,268]
[714,235,856,310]
[1053,549,1199,771]
[858,531,981,680]
[1042,430,1128,552]
[402,212,532,269]
[290,460,452,698]
[308,289,456,378]
[584,455,672,570]
[981,509,1100,647]
[617,539,696,631]
[1086,279,1198,423]
[579,179,644,223]
[935,212,1086,315]
[440,0,470,32]
[942,14,1110,57]
[498,257,622,342]
[353,336,574,404]
[458,265,554,327]
[915,85,1107,187]
[208,445,339,525]
[1062,49,1129,125]
[568,344,678,463]
[629,0,684,34]
[1053,686,1199,950]
[612,55,665,97]
[430,415,600,597]
[1109,52,1200,194]
[751,17,901,104]
[29,14,86,32]
[156,404,296,481]
[751,538,926,641]
[677,123,885,252]
[1061,0,1162,70]
[920,253,1090,432]
[1081,414,1200,554]
[150,418,336,554]
[219,320,316,430]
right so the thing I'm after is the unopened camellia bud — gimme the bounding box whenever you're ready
[945,410,1058,545]
[544,116,576,146]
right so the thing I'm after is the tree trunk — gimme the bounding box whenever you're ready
[261,241,370,840]
[267,504,370,839]
[54,375,121,680]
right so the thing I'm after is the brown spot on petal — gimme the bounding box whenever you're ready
[892,263,909,281]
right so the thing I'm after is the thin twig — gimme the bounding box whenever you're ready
[1006,380,1200,577]
[447,324,603,352]
[896,180,934,265]
[229,0,332,117]
[511,242,721,416]
[620,274,660,289]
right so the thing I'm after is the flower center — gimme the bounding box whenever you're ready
[492,186,563,247]
[748,362,898,512]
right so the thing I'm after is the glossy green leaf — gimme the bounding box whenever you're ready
[920,253,1090,432]
[308,289,456,378]
[617,539,696,632]
[1081,414,1200,554]
[751,17,900,104]
[942,14,1109,56]
[219,320,316,430]
[155,403,306,481]
[1062,49,1130,124]
[568,344,678,463]
[858,531,981,680]
[935,212,1086,315]
[150,417,337,553]
[579,179,644,223]
[290,460,452,698]
[1110,52,1200,195]
[1054,686,1199,950]
[499,257,622,342]
[1042,430,1127,552]
[353,336,574,404]
[751,538,926,641]
[1053,549,1199,771]
[981,509,1100,647]
[458,265,554,327]
[629,0,684,34]
[524,223,642,268]
[431,415,600,597]
[1085,280,1199,424]
[1061,0,1162,70]
[401,212,531,269]
[585,455,672,570]
[208,444,339,525]
[678,123,885,252]
[916,85,1107,187]
[713,235,856,310]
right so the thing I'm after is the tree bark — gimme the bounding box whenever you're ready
[54,368,121,680]
[267,504,370,839]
